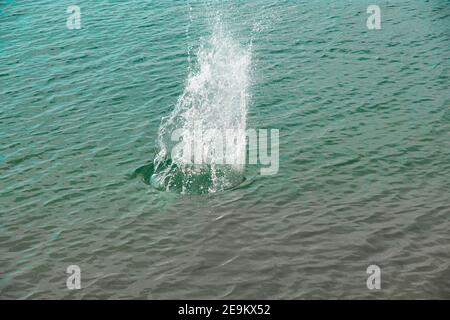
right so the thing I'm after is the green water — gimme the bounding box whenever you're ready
[1,0,449,299]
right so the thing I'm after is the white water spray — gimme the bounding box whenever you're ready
[151,20,252,194]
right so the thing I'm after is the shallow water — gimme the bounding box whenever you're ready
[1,1,449,299]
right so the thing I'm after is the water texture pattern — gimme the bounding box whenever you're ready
[1,0,449,298]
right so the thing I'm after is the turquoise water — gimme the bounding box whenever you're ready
[1,0,449,299]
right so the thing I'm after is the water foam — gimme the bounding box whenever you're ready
[151,20,252,194]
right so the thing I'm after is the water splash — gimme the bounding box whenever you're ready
[151,19,252,194]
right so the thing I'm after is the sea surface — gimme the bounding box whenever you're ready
[1,0,449,299]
